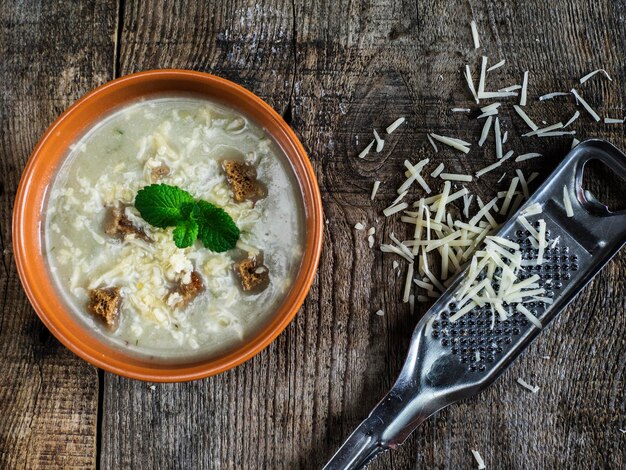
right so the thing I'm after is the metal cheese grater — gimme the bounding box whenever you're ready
[324,139,626,469]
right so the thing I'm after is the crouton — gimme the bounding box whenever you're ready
[222,160,267,203]
[234,256,270,293]
[104,204,151,242]
[150,163,170,181]
[170,271,205,309]
[87,287,121,329]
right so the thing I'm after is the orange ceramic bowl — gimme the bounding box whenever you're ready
[13,70,323,382]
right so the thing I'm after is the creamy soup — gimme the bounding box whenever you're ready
[44,96,304,360]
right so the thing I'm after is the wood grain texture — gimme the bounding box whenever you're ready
[1,0,624,469]
[0,1,116,468]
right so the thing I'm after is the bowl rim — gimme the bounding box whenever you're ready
[12,69,323,382]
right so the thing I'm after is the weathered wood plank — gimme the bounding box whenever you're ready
[100,1,299,469]
[292,1,626,468]
[0,1,116,468]
[101,1,625,469]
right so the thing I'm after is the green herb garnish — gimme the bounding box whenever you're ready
[135,184,240,251]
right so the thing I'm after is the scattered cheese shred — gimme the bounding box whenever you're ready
[427,133,439,152]
[430,133,471,154]
[431,163,445,178]
[563,185,574,217]
[579,68,612,84]
[539,91,569,101]
[403,263,414,303]
[386,117,406,134]
[571,138,580,149]
[371,181,381,200]
[478,56,488,94]
[487,59,505,71]
[476,160,502,178]
[564,110,580,128]
[500,177,519,215]
[471,449,486,470]
[358,140,375,159]
[516,378,540,393]
[383,202,409,217]
[354,222,365,230]
[515,153,542,162]
[494,117,502,159]
[604,117,624,124]
[375,309,384,316]
[478,115,493,147]
[373,129,385,152]
[523,122,564,137]
[452,108,471,113]
[517,304,542,328]
[470,20,480,49]
[520,71,529,106]
[440,173,473,182]
[464,65,480,104]
[479,91,519,98]
[499,84,521,92]
[571,88,601,122]
[513,105,538,131]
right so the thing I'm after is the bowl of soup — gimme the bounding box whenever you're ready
[13,70,323,381]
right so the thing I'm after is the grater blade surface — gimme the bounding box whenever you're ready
[324,139,626,470]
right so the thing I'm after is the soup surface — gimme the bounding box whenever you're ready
[45,96,304,360]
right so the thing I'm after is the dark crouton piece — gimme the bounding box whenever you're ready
[171,271,205,309]
[88,287,121,329]
[222,160,267,203]
[150,163,170,181]
[104,204,151,242]
[234,256,270,293]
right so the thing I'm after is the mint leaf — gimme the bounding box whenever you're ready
[172,219,199,248]
[192,200,240,252]
[135,184,195,228]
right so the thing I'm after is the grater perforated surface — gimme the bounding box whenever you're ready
[431,221,581,372]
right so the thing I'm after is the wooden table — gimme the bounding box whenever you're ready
[1,1,625,468]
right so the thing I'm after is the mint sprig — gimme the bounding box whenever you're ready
[135,184,240,251]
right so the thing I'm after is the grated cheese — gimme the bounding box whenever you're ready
[471,449,486,469]
[427,133,439,152]
[571,138,580,149]
[517,304,542,328]
[494,117,503,159]
[487,59,505,71]
[403,263,414,303]
[500,177,519,215]
[368,235,374,248]
[478,56,488,95]
[516,377,539,393]
[431,163,445,178]
[499,84,522,92]
[478,115,493,147]
[604,117,624,124]
[515,152,542,162]
[520,71,529,106]
[539,91,569,101]
[367,227,376,236]
[538,131,576,137]
[470,20,480,49]
[570,88,601,122]
[478,91,519,99]
[375,309,384,316]
[513,105,538,131]
[430,133,471,153]
[475,160,502,178]
[354,222,365,230]
[383,202,409,217]
[373,129,385,152]
[440,173,473,182]
[464,65,480,103]
[563,185,574,217]
[516,169,529,199]
[358,140,375,158]
[563,110,580,128]
[386,117,406,134]
[371,181,381,200]
[523,122,564,137]
[579,68,612,84]
[452,108,471,113]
